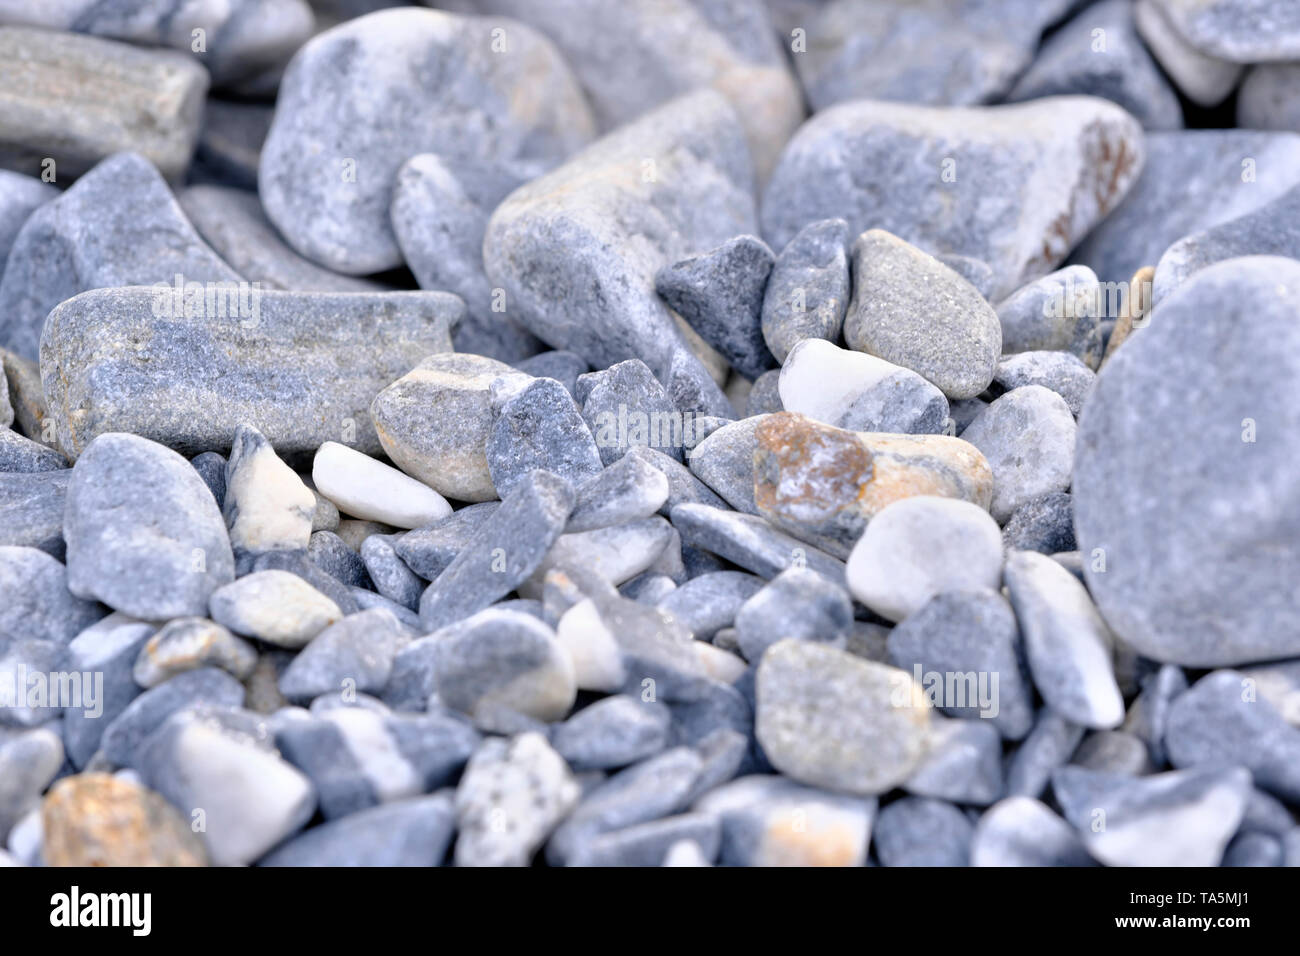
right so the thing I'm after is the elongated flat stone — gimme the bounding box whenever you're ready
[0,28,207,182]
[670,502,846,585]
[41,286,458,459]
[0,152,241,361]
[312,442,450,530]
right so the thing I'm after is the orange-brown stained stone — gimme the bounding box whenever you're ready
[42,773,207,867]
[753,412,993,557]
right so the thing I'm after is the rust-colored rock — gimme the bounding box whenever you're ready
[42,773,207,867]
[754,412,992,557]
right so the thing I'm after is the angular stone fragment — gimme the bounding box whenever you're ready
[0,429,65,473]
[64,433,233,619]
[392,502,498,582]
[260,7,594,274]
[41,286,458,458]
[278,608,409,702]
[844,230,1001,400]
[42,773,207,867]
[99,668,245,768]
[993,352,1095,418]
[0,152,239,361]
[0,171,54,270]
[670,502,846,585]
[756,641,932,795]
[734,566,853,663]
[567,455,670,534]
[0,471,68,558]
[487,377,602,500]
[761,218,849,364]
[0,28,207,182]
[762,96,1144,299]
[655,236,775,380]
[904,716,1004,806]
[224,423,315,572]
[483,89,755,389]
[753,413,993,559]
[359,535,423,611]
[417,470,573,632]
[579,359,689,465]
[1074,257,1300,666]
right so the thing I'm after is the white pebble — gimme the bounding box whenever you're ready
[312,441,451,529]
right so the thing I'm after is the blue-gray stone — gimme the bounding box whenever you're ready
[307,531,371,590]
[0,546,104,647]
[278,609,410,703]
[656,571,764,641]
[761,218,849,364]
[100,667,245,768]
[487,378,602,500]
[551,696,672,771]
[62,614,155,769]
[259,793,455,867]
[874,796,973,867]
[359,535,423,611]
[735,566,852,662]
[1005,708,1084,798]
[578,359,685,465]
[670,503,846,584]
[0,471,67,559]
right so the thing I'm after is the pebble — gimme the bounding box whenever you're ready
[761,97,1143,299]
[180,184,381,294]
[686,416,764,513]
[546,747,702,866]
[259,7,593,274]
[391,154,539,360]
[844,230,1002,400]
[224,423,315,571]
[514,351,588,397]
[779,339,949,435]
[1005,709,1085,799]
[846,496,1002,623]
[0,171,55,271]
[62,615,156,768]
[579,359,688,465]
[1002,493,1077,555]
[566,454,670,533]
[657,571,765,641]
[1004,550,1124,730]
[312,441,451,530]
[358,536,423,611]
[393,503,499,581]
[875,797,973,867]
[99,668,245,768]
[904,718,1004,806]
[523,518,675,597]
[995,266,1104,368]
[1149,0,1300,61]
[483,89,754,387]
[371,353,527,503]
[307,530,371,590]
[275,708,477,820]
[42,287,459,459]
[887,589,1035,740]
[277,609,409,702]
[0,546,103,646]
[1134,0,1242,106]
[260,793,455,867]
[993,352,1095,417]
[62,433,233,619]
[418,471,573,631]
[472,0,801,183]
[1074,257,1300,666]
[1224,831,1284,867]
[135,709,315,866]
[1054,765,1252,867]
[551,697,672,772]
[132,618,258,689]
[961,386,1076,523]
[760,218,850,364]
[0,152,239,363]
[1008,0,1182,130]
[655,235,776,381]
[190,452,227,511]
[694,774,876,867]
[734,566,853,663]
[1165,670,1300,803]
[0,728,64,841]
[753,414,994,558]
[1070,730,1154,776]
[755,640,932,795]
[670,502,846,585]
[624,445,727,514]
[1153,182,1300,302]
[41,773,206,867]
[745,370,783,417]
[1123,664,1187,767]
[970,797,1096,867]
[0,28,207,182]
[209,570,342,649]
[487,377,603,500]
[1238,63,1300,132]
[250,551,359,615]
[1072,130,1300,284]
[568,813,721,867]
[454,733,580,867]
[0,427,67,473]
[431,610,576,731]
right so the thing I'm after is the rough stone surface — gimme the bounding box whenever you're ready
[1074,257,1300,666]
[762,97,1144,299]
